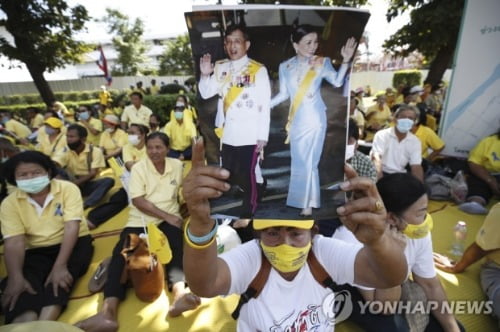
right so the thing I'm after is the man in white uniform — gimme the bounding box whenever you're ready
[198,24,271,218]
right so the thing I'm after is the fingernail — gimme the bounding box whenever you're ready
[340,181,350,190]
[220,169,230,177]
[336,206,345,215]
[224,182,230,190]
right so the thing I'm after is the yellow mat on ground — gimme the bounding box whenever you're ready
[0,199,498,331]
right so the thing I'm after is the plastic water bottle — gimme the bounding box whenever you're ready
[450,221,467,257]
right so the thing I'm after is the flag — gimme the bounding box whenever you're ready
[147,223,172,264]
[96,45,112,85]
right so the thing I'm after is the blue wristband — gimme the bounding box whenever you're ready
[186,221,218,244]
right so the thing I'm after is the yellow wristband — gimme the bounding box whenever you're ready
[184,221,217,250]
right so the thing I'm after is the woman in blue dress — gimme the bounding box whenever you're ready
[271,24,357,216]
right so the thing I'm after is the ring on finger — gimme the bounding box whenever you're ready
[374,200,384,212]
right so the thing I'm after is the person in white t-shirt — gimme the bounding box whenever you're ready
[370,105,423,182]
[181,138,408,332]
[333,173,463,331]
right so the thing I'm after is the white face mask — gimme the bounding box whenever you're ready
[128,134,140,146]
[105,127,115,133]
[345,143,356,160]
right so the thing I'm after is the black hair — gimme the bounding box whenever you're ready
[130,92,143,100]
[291,24,318,43]
[401,86,412,98]
[130,123,150,136]
[78,105,90,112]
[0,137,18,152]
[376,173,427,216]
[348,118,359,140]
[3,151,58,186]
[146,132,169,147]
[67,124,88,138]
[26,107,40,114]
[416,103,428,126]
[225,24,249,41]
[176,95,188,105]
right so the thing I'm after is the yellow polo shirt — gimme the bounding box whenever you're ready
[121,104,153,127]
[53,143,105,177]
[37,131,67,158]
[122,143,147,164]
[414,125,445,158]
[99,129,128,155]
[468,135,500,173]
[0,179,89,248]
[163,119,197,151]
[476,202,500,265]
[78,118,103,146]
[30,113,45,129]
[5,119,32,139]
[127,157,182,227]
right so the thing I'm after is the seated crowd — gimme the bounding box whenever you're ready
[0,82,498,332]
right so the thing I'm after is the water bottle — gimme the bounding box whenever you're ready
[450,221,467,257]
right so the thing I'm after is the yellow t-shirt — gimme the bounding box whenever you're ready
[53,143,106,177]
[169,108,197,124]
[78,118,103,146]
[30,113,45,129]
[121,104,153,127]
[414,125,445,158]
[150,85,160,95]
[5,119,32,139]
[163,119,197,151]
[476,202,500,265]
[122,143,147,164]
[127,157,183,227]
[37,131,67,158]
[365,104,391,128]
[0,179,89,248]
[99,129,128,155]
[99,91,112,105]
[468,135,500,173]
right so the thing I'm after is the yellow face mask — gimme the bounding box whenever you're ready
[402,214,433,239]
[260,242,312,273]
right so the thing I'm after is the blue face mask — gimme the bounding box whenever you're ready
[396,118,414,133]
[45,126,56,136]
[16,175,50,194]
[79,111,90,121]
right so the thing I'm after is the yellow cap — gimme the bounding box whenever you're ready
[44,117,63,129]
[253,219,314,230]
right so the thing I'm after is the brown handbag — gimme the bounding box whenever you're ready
[120,233,165,302]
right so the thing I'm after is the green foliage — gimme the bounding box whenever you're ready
[0,100,99,115]
[142,93,196,123]
[392,69,422,89]
[1,90,122,106]
[103,8,149,76]
[158,34,194,76]
[160,84,187,95]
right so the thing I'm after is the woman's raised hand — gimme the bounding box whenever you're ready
[340,37,357,63]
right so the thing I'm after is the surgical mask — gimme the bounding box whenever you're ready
[67,140,82,151]
[396,118,414,133]
[174,111,184,120]
[16,175,50,194]
[260,241,311,273]
[45,126,56,136]
[79,111,90,121]
[128,134,140,146]
[402,214,433,239]
[345,144,356,160]
[105,127,115,133]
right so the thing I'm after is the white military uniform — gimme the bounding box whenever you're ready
[198,55,271,146]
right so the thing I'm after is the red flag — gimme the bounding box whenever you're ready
[96,45,112,85]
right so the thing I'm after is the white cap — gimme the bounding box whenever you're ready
[410,85,424,95]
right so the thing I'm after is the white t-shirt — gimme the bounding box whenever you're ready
[220,235,362,331]
[370,127,422,174]
[332,226,435,279]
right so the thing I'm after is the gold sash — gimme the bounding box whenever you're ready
[285,64,318,144]
[215,60,262,139]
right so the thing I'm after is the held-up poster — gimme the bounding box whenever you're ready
[185,5,370,220]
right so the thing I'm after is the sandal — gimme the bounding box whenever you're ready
[88,256,112,293]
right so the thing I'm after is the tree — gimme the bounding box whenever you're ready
[384,0,464,86]
[103,8,148,76]
[0,0,90,105]
[158,34,194,76]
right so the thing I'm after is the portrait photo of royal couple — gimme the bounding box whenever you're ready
[185,5,370,220]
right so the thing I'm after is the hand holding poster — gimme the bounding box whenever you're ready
[185,5,370,220]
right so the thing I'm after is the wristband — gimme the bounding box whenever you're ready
[184,228,216,250]
[185,220,218,244]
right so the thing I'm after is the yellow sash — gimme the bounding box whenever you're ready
[285,66,318,144]
[215,60,262,139]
